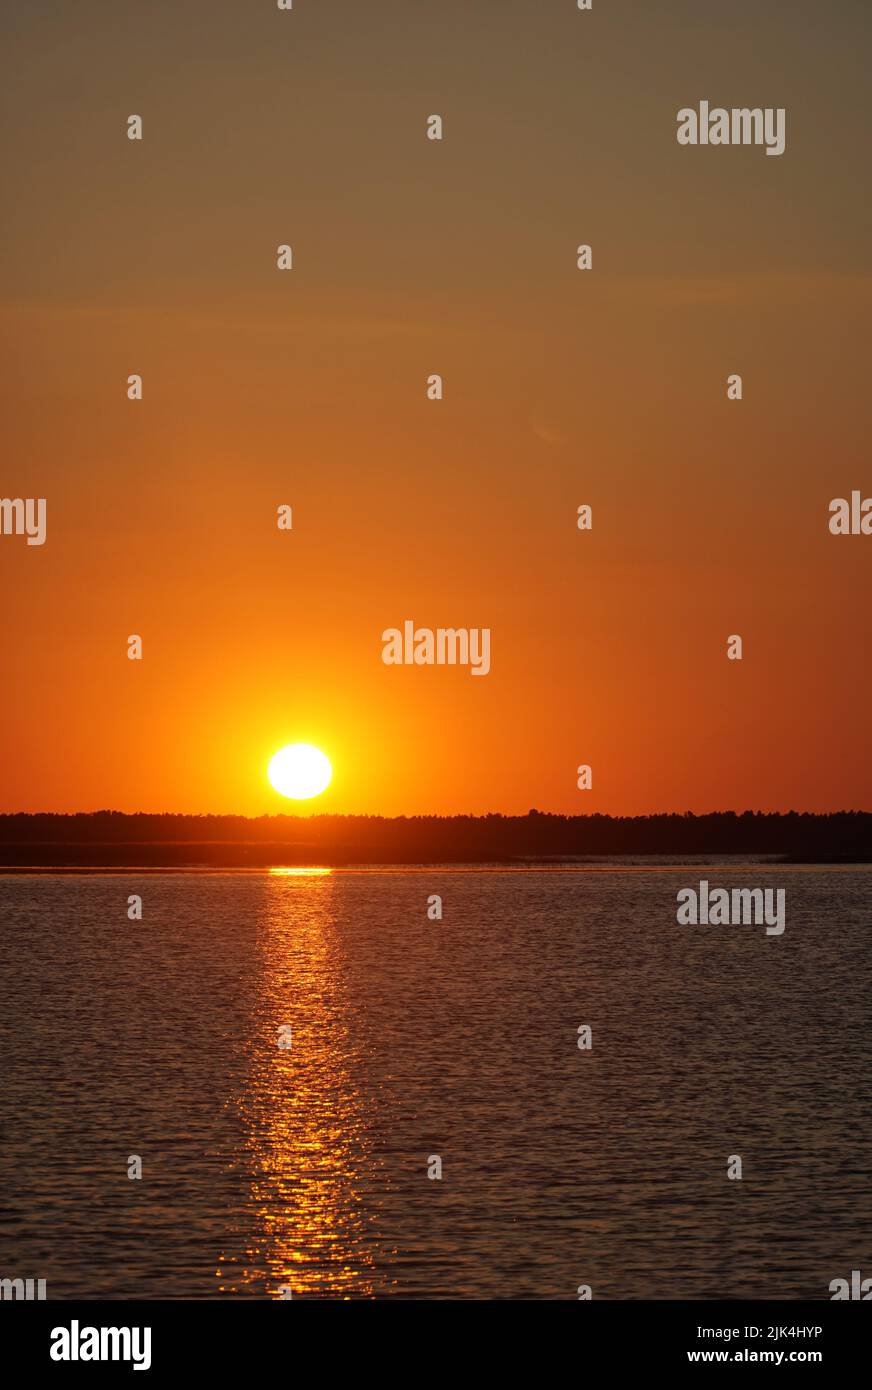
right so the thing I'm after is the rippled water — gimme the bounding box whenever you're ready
[0,865,869,1300]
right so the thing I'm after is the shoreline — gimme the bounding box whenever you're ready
[1,858,870,875]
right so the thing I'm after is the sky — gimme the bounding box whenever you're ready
[1,0,870,816]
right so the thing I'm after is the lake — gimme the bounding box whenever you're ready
[0,863,869,1299]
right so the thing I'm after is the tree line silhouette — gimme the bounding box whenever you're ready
[0,810,869,865]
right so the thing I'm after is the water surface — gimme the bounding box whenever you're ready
[0,864,869,1299]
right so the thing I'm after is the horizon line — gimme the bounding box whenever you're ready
[2,808,871,821]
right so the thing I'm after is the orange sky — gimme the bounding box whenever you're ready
[1,1,870,816]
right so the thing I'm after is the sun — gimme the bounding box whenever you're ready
[267,744,332,800]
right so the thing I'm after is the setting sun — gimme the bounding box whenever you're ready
[267,744,332,800]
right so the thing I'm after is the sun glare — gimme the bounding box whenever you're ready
[268,744,332,800]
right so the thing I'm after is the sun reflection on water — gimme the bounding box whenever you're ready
[268,867,333,877]
[216,871,388,1298]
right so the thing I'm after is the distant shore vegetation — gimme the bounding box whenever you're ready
[0,811,869,866]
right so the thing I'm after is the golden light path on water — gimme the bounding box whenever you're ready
[267,867,333,878]
[215,868,391,1298]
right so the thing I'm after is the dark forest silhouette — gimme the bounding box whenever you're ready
[0,810,869,866]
